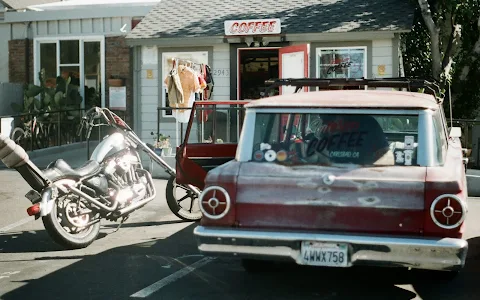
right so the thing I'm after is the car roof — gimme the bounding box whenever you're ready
[245,90,439,110]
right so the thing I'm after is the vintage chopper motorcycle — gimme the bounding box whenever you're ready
[0,107,201,249]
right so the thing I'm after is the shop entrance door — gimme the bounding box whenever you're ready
[238,48,280,100]
[237,44,310,100]
[279,44,310,94]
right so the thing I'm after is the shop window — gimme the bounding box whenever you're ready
[84,42,101,108]
[316,47,367,79]
[40,43,57,87]
[36,37,105,109]
[60,40,79,64]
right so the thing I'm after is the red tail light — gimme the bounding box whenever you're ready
[27,203,41,216]
[199,162,240,227]
[430,194,467,230]
[199,186,231,219]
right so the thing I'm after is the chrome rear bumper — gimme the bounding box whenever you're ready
[194,226,468,271]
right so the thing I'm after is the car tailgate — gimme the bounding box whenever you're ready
[235,162,426,235]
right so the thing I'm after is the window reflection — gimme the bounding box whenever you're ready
[84,42,101,108]
[60,40,79,64]
[40,43,57,87]
[317,48,366,79]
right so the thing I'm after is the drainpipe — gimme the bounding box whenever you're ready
[24,22,32,84]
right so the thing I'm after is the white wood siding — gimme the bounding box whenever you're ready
[11,17,133,39]
[0,23,10,82]
[139,46,159,143]
[212,44,230,101]
[372,39,393,78]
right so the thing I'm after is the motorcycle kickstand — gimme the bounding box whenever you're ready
[111,216,129,233]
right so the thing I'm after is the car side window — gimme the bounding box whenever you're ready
[433,111,448,164]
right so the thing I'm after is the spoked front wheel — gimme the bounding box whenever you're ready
[166,176,202,221]
[42,193,100,250]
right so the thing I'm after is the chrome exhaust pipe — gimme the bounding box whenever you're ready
[69,186,119,212]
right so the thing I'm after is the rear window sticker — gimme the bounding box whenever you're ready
[264,150,277,162]
[329,151,360,158]
[404,149,414,165]
[404,136,415,149]
[260,143,272,151]
[253,150,264,161]
[276,150,288,162]
[395,151,405,164]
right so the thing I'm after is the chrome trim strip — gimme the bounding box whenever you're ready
[247,108,424,115]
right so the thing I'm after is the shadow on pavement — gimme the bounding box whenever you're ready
[413,236,480,300]
[0,230,63,253]
[101,219,192,229]
[0,230,109,253]
[0,219,190,253]
[1,226,479,300]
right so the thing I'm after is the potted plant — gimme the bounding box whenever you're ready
[108,75,125,87]
[153,133,171,156]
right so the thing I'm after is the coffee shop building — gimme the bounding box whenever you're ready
[125,0,415,163]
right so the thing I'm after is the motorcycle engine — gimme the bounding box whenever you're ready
[104,151,148,208]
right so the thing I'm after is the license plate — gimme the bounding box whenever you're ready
[300,241,348,267]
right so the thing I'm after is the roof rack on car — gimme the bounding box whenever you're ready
[262,77,444,103]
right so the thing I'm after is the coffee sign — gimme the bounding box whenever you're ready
[224,18,282,36]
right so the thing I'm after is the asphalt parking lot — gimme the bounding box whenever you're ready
[1,169,480,300]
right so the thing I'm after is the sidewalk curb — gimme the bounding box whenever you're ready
[26,140,99,159]
[0,141,100,170]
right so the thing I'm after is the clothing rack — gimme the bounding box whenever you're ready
[169,57,205,71]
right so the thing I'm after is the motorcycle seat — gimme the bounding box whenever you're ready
[43,159,101,181]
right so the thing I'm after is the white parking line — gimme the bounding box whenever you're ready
[467,174,480,178]
[0,217,33,233]
[130,256,216,298]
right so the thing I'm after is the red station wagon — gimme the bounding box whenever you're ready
[193,79,469,278]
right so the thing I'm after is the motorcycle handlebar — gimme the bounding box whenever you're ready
[78,107,105,138]
[78,107,126,138]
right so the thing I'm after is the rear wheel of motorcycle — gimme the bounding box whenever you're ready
[42,194,100,250]
[166,175,202,221]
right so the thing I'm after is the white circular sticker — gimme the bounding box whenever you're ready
[264,150,277,162]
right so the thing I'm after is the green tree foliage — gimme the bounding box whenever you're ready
[401,0,480,119]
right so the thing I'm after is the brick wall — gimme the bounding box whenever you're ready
[9,39,34,84]
[105,36,133,126]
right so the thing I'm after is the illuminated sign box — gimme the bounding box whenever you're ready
[224,18,282,36]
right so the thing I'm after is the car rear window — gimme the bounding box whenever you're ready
[251,113,419,166]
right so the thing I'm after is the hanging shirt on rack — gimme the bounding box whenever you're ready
[164,68,184,106]
[177,65,200,108]
[173,66,201,123]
